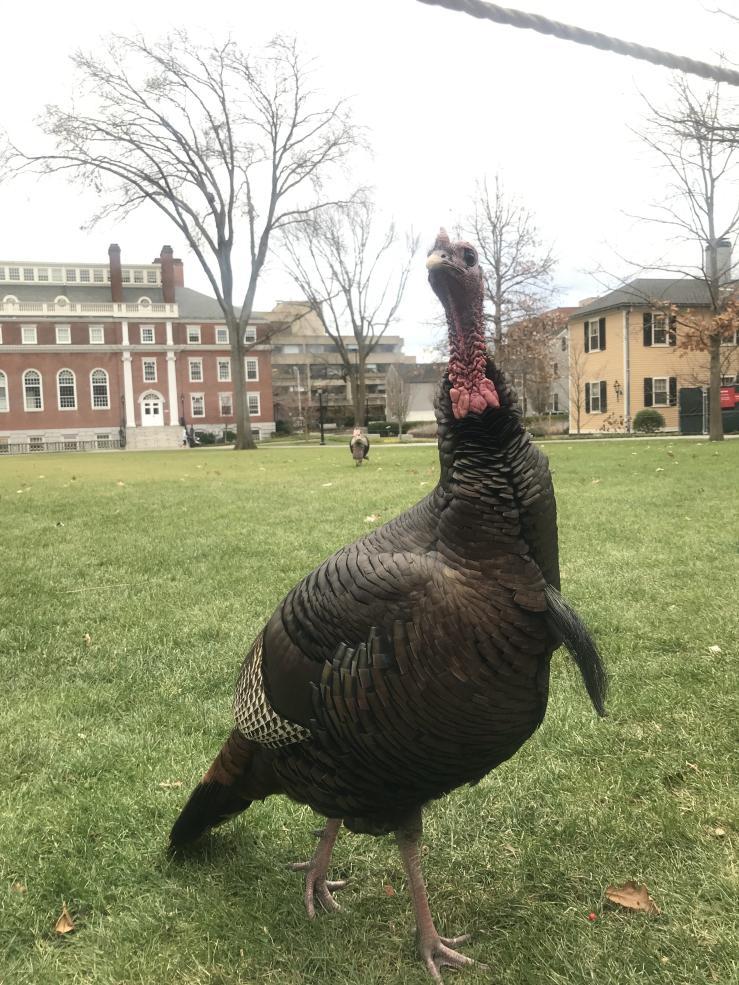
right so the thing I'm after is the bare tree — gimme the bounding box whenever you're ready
[384,365,411,437]
[636,77,739,440]
[467,175,556,351]
[568,347,588,435]
[281,197,418,426]
[502,310,568,415]
[9,33,359,449]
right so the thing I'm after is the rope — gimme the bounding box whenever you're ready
[416,0,739,88]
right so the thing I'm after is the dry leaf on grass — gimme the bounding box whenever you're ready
[158,780,183,789]
[10,882,26,894]
[383,883,396,897]
[55,903,75,934]
[83,633,92,646]
[605,881,660,915]
[365,514,381,523]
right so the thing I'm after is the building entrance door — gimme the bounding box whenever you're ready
[141,393,164,426]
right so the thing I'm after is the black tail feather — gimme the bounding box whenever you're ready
[169,780,252,850]
[545,584,608,717]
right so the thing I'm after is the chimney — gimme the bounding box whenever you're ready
[173,257,184,288]
[108,244,123,303]
[159,245,175,303]
[704,238,733,284]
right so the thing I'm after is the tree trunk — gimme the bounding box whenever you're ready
[228,312,256,451]
[708,332,724,441]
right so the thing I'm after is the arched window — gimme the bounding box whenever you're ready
[57,368,77,409]
[0,370,8,412]
[23,369,43,411]
[90,369,110,409]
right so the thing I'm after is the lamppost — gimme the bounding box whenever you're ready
[294,365,303,427]
[318,389,326,446]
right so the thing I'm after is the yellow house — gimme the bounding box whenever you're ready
[568,278,739,434]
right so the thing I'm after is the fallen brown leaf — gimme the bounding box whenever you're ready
[605,881,660,915]
[55,903,75,934]
[83,633,92,646]
[383,883,396,897]
[10,881,26,894]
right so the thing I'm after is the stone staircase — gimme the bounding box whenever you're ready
[125,425,183,451]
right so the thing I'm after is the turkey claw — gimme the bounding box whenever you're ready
[419,933,485,983]
[289,861,347,918]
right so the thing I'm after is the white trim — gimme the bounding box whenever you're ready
[166,352,179,425]
[55,324,71,344]
[140,324,155,344]
[21,324,37,345]
[187,325,202,344]
[188,357,204,383]
[247,391,260,416]
[653,376,669,406]
[142,357,158,383]
[122,351,135,428]
[121,320,130,346]
[0,369,8,412]
[23,368,43,411]
[190,392,205,418]
[588,379,603,414]
[89,324,104,344]
[219,391,233,416]
[217,357,231,382]
[244,326,257,343]
[165,320,173,346]
[90,368,110,409]
[57,368,77,410]
[215,326,229,344]
[586,318,601,352]
[139,389,165,426]
[245,357,259,382]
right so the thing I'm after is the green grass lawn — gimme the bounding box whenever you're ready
[1,439,737,985]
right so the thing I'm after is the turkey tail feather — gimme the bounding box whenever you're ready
[544,585,607,717]
[169,728,255,849]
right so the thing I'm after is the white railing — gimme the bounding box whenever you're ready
[0,300,178,317]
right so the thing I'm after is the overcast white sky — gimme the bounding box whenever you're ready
[1,0,737,356]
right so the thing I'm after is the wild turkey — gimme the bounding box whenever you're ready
[170,229,606,981]
[349,427,370,465]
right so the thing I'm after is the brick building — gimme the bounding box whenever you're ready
[0,245,275,451]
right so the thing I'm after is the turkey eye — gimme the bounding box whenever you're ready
[462,248,477,267]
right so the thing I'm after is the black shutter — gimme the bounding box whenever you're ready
[585,382,591,413]
[643,313,653,346]
[669,377,677,406]
[599,317,606,351]
[584,321,590,353]
[669,315,677,346]
[644,378,653,407]
[600,380,608,413]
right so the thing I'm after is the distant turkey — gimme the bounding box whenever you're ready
[349,427,370,465]
[170,229,606,982]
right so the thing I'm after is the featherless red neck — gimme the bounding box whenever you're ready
[426,229,500,419]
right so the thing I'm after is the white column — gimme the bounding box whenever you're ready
[165,320,173,346]
[122,351,135,428]
[166,352,179,425]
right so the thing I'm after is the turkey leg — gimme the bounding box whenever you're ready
[289,817,347,918]
[396,812,485,982]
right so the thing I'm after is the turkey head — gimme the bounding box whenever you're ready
[426,229,500,419]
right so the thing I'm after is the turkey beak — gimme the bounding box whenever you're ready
[426,252,447,272]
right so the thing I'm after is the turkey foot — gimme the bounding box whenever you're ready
[288,817,346,919]
[396,812,486,982]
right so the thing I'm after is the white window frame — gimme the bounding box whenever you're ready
[190,393,205,418]
[89,324,104,344]
[587,319,601,352]
[23,369,43,411]
[589,379,602,414]
[219,392,233,416]
[247,392,260,416]
[0,326,3,343]
[653,376,669,406]
[215,326,229,344]
[187,325,202,344]
[28,435,44,451]
[90,369,110,410]
[217,358,231,382]
[57,368,77,410]
[245,357,259,382]
[140,325,155,344]
[0,369,8,412]
[56,324,71,344]
[188,358,204,383]
[21,324,37,345]
[244,326,257,344]
[142,358,157,383]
